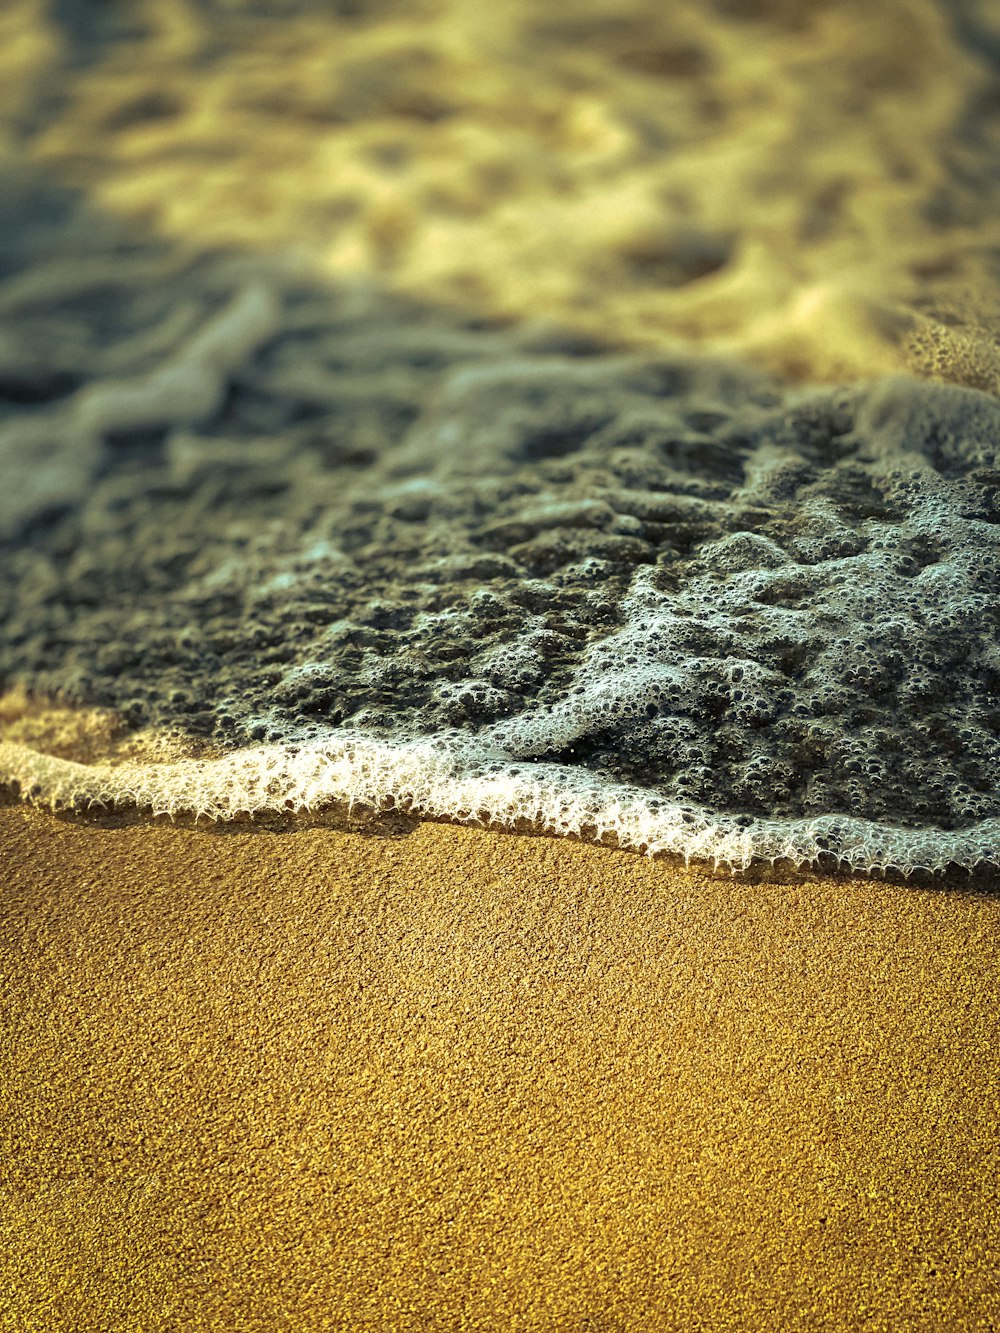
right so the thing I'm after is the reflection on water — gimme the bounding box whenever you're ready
[4,0,1000,385]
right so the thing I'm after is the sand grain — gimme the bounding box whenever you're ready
[2,805,998,1331]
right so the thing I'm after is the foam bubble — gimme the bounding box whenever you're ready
[2,268,1000,872]
[3,730,997,876]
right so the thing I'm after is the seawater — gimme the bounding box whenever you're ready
[2,259,1000,873]
[3,0,1000,872]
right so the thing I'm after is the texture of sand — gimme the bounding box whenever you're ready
[2,802,998,1332]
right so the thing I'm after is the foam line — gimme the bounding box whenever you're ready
[2,736,996,875]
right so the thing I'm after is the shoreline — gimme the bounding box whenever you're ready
[3,801,999,1330]
[5,727,1000,880]
[5,785,1000,896]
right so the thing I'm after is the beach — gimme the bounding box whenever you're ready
[2,802,998,1331]
[4,0,1000,1326]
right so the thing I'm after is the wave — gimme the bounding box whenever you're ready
[2,265,1000,873]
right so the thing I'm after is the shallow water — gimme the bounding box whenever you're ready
[2,0,1000,871]
[7,0,1000,385]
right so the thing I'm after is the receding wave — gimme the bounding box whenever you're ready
[2,259,1000,874]
[4,0,1000,872]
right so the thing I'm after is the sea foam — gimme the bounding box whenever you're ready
[2,265,1000,872]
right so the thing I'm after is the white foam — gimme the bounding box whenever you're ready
[2,732,996,875]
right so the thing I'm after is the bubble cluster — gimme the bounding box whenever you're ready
[2,263,1000,871]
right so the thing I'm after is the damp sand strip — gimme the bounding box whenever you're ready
[1,803,998,1332]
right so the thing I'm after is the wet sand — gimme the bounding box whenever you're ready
[2,802,998,1331]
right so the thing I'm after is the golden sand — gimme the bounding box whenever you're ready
[2,803,998,1331]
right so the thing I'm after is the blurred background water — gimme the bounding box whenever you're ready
[3,0,1000,386]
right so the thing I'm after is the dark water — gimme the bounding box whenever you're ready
[2,232,1000,872]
